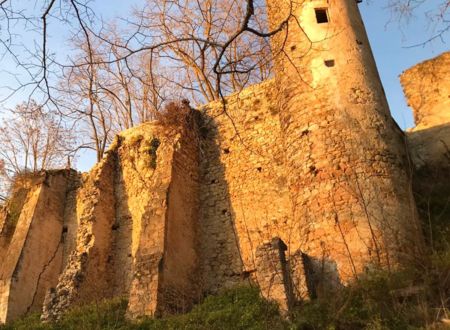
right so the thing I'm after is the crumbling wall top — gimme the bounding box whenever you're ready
[400,52,450,130]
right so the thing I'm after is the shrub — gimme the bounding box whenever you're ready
[156,101,193,129]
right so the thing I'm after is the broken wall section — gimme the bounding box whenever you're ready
[42,154,117,322]
[0,178,35,264]
[255,238,294,314]
[0,171,73,324]
[118,122,184,319]
[116,117,201,318]
[38,115,202,322]
[401,51,450,171]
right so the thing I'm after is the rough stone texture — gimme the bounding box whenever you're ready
[0,172,71,324]
[122,120,200,318]
[400,52,450,171]
[159,124,201,314]
[401,52,450,131]
[266,0,423,281]
[0,177,41,265]
[0,0,439,324]
[41,154,117,321]
[199,81,292,293]
[39,117,201,322]
[289,251,312,302]
[255,238,294,314]
[0,207,7,235]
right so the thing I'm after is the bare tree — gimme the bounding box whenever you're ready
[0,0,287,106]
[0,0,286,163]
[0,0,447,107]
[0,100,74,180]
[56,28,171,162]
[2,0,445,168]
[57,38,113,163]
[122,0,274,104]
[0,0,98,104]
[387,0,450,45]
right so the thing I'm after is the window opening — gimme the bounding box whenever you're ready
[324,59,335,67]
[315,8,329,24]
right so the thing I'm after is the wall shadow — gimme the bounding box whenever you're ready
[197,113,246,295]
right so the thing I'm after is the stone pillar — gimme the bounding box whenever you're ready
[255,238,295,314]
[289,251,312,302]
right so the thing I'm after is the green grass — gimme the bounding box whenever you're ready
[3,278,445,330]
[1,286,285,330]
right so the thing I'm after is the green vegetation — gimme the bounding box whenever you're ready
[0,287,285,330]
[1,177,32,238]
[147,138,160,169]
[2,269,449,330]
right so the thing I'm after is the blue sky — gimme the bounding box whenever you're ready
[359,1,449,129]
[0,1,448,172]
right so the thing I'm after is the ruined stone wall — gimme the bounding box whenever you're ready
[119,123,187,319]
[401,52,450,131]
[41,154,117,321]
[61,175,81,268]
[0,182,31,265]
[39,120,201,322]
[0,207,7,242]
[114,122,200,318]
[0,3,438,321]
[113,124,174,318]
[199,81,293,293]
[0,172,71,324]
[401,52,450,171]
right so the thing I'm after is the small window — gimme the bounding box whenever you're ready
[324,59,335,67]
[315,8,329,24]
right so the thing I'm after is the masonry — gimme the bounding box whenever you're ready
[0,1,447,324]
[400,51,450,174]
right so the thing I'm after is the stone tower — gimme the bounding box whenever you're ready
[266,0,423,281]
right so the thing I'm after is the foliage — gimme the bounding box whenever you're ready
[291,270,429,330]
[2,267,450,329]
[0,287,284,330]
[147,138,160,169]
[0,173,39,237]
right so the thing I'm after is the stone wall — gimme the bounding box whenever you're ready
[199,81,292,293]
[0,172,71,324]
[265,0,423,282]
[41,153,117,322]
[0,2,440,322]
[0,182,31,265]
[159,123,201,314]
[401,52,450,131]
[401,52,450,171]
[255,238,294,314]
[38,118,201,322]
[114,124,175,319]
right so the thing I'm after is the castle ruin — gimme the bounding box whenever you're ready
[0,0,448,324]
